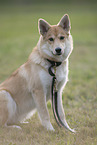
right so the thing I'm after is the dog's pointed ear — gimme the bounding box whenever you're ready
[38,19,51,35]
[58,14,71,31]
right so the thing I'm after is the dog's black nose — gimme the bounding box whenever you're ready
[55,47,62,55]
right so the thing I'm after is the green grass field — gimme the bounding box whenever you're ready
[0,2,97,145]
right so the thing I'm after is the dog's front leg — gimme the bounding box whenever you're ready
[33,89,54,131]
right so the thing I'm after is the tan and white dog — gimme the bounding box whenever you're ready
[0,14,75,132]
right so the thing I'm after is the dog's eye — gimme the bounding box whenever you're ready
[49,37,54,41]
[60,36,64,40]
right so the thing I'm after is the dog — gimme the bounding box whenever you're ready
[0,14,75,132]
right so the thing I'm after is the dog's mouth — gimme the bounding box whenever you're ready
[56,53,62,55]
[52,51,62,56]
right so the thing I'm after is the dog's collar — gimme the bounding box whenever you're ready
[47,59,62,76]
[47,59,62,67]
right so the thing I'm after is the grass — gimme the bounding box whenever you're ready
[0,2,97,145]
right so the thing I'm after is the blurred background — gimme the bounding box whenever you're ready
[0,0,97,78]
[0,0,97,144]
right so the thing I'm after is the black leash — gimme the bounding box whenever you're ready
[47,59,76,133]
[47,59,65,127]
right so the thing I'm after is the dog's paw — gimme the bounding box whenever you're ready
[46,123,55,132]
[20,121,29,124]
[42,121,55,131]
[5,124,22,129]
[12,125,22,130]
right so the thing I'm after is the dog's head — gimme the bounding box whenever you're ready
[38,14,73,62]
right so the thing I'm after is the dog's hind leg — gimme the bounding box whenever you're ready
[0,90,21,129]
[0,90,9,126]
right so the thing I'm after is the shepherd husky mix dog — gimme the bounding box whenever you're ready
[0,14,75,132]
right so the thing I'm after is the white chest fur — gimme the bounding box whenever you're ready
[39,60,69,96]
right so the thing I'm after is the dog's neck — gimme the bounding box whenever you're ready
[46,59,62,77]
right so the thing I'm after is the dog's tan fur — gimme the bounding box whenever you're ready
[0,14,75,132]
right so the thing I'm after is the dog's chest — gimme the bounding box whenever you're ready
[39,63,68,94]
